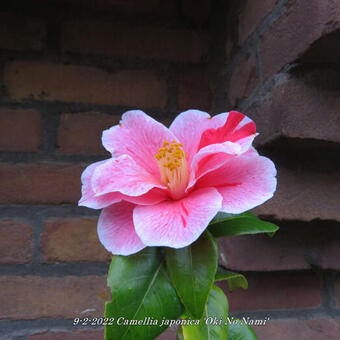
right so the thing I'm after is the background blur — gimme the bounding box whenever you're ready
[0,0,339,339]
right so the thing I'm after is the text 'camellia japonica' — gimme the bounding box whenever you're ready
[79,110,277,255]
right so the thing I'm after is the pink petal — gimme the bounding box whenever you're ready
[133,188,222,248]
[198,111,256,150]
[102,110,177,179]
[125,188,169,205]
[98,202,145,256]
[196,155,277,214]
[170,110,255,166]
[244,146,259,156]
[187,134,257,191]
[236,133,258,153]
[79,159,168,209]
[79,160,122,209]
[92,155,166,197]
[190,141,241,180]
[169,109,212,164]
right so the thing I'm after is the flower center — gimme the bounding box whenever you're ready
[155,140,189,200]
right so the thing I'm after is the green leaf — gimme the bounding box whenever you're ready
[181,285,229,340]
[212,211,236,222]
[215,267,248,291]
[165,232,218,319]
[105,248,183,340]
[208,212,279,238]
[228,319,259,340]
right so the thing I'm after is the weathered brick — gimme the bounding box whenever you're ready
[178,73,212,111]
[219,273,321,312]
[41,218,111,263]
[253,318,340,340]
[218,231,308,272]
[334,277,340,307]
[28,329,104,340]
[0,219,33,264]
[0,108,40,152]
[228,51,257,106]
[247,72,340,146]
[219,221,340,271]
[253,166,340,222]
[239,0,278,43]
[279,71,340,143]
[0,12,45,50]
[61,21,208,63]
[28,327,176,340]
[0,163,85,204]
[261,0,340,80]
[320,237,340,270]
[225,32,233,62]
[0,276,109,319]
[4,62,168,108]
[181,0,212,24]
[55,0,176,17]
[300,29,340,64]
[58,112,118,155]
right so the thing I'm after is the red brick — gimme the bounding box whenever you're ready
[279,72,340,143]
[300,30,340,64]
[0,108,40,152]
[29,329,104,340]
[0,219,33,264]
[239,0,278,44]
[4,62,167,108]
[41,218,111,263]
[178,73,212,111]
[218,233,309,272]
[181,0,212,24]
[219,221,340,271]
[253,319,340,340]
[225,32,233,62]
[219,273,321,312]
[334,278,340,307]
[29,328,177,340]
[0,13,45,50]
[54,0,176,17]
[58,112,118,155]
[260,0,340,80]
[320,238,340,270]
[61,21,208,63]
[228,51,257,106]
[254,167,340,222]
[0,276,109,319]
[0,163,85,204]
[247,72,340,146]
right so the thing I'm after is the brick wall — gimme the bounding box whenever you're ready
[216,0,340,339]
[0,0,339,339]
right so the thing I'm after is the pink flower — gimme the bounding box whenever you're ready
[79,110,276,255]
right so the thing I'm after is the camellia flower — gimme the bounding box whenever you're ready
[79,110,276,255]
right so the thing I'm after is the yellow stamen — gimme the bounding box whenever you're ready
[155,140,189,200]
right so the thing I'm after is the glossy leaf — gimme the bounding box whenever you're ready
[212,211,243,223]
[105,248,183,340]
[165,232,218,319]
[182,285,229,340]
[215,267,248,291]
[228,319,259,340]
[208,212,279,238]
